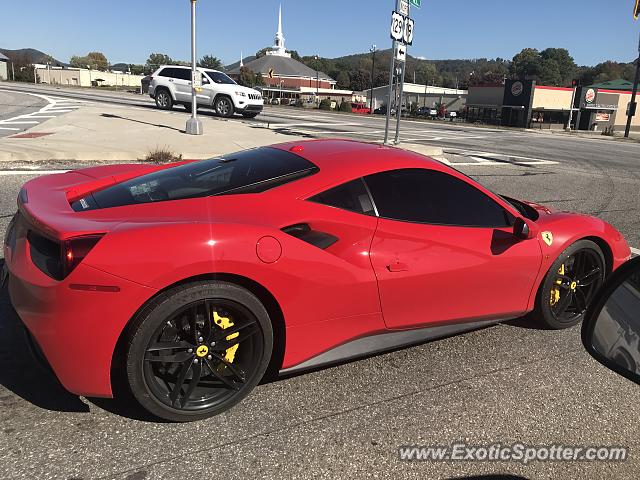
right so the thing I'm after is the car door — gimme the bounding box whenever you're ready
[365,168,542,329]
[171,68,192,103]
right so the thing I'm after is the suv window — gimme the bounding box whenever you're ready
[158,67,190,81]
[205,71,236,85]
[364,168,510,227]
[71,147,318,211]
[309,178,375,215]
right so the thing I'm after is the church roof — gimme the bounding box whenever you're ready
[227,55,335,82]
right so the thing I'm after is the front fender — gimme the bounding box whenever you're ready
[525,211,630,310]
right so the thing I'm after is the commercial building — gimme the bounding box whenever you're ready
[465,79,639,132]
[35,65,144,89]
[0,53,9,81]
[226,5,356,105]
[366,83,467,113]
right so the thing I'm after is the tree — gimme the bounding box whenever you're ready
[255,47,269,58]
[145,53,173,73]
[198,55,222,70]
[69,51,109,71]
[254,72,265,86]
[540,48,576,86]
[510,48,543,80]
[336,71,350,89]
[237,66,256,87]
[128,64,145,75]
[349,70,369,91]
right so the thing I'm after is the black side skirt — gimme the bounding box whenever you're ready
[279,318,501,375]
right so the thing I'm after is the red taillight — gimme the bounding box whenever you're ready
[62,234,104,277]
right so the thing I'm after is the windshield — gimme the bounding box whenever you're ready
[71,147,318,211]
[205,71,236,85]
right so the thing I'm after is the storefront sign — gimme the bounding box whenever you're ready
[585,88,596,103]
[511,81,524,97]
[595,112,610,122]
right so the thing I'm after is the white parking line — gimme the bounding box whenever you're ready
[0,121,39,124]
[0,127,20,131]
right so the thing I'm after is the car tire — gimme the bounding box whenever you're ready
[214,96,234,118]
[241,112,259,119]
[124,281,273,422]
[533,239,606,329]
[154,89,173,110]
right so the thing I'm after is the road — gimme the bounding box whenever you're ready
[1,83,640,479]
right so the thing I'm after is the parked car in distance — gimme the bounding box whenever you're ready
[351,103,371,114]
[148,65,263,118]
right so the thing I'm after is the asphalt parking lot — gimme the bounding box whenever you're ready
[1,140,640,478]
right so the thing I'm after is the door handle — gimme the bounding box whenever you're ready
[386,262,409,272]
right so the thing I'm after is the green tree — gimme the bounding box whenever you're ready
[349,70,369,91]
[145,53,173,73]
[336,71,350,89]
[254,72,265,86]
[510,48,543,80]
[198,55,222,70]
[128,64,145,75]
[237,66,256,87]
[540,48,576,86]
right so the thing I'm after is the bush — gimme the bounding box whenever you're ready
[339,100,352,112]
[143,147,183,164]
[294,98,304,107]
[601,126,615,136]
[319,99,332,110]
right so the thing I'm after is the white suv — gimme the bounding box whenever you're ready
[148,65,264,118]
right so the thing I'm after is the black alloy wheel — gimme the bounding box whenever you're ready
[535,240,606,329]
[125,282,273,422]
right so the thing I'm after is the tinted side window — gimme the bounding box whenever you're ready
[364,168,509,227]
[158,68,175,78]
[309,178,375,215]
[170,68,190,81]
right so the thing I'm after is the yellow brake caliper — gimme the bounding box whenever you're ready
[550,264,565,306]
[213,311,240,364]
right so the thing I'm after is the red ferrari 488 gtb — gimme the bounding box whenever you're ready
[2,139,630,421]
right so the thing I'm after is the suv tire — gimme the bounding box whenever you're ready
[214,96,234,118]
[155,89,173,110]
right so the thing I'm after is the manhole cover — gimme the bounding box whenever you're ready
[9,132,53,139]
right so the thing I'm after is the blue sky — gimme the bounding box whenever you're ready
[2,0,639,66]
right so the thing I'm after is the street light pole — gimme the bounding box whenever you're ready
[186,0,203,135]
[315,55,319,107]
[624,29,640,138]
[369,45,377,114]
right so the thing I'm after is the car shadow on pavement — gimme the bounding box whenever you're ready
[0,262,89,413]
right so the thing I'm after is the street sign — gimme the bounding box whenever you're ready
[409,0,421,8]
[268,68,274,78]
[396,44,407,63]
[191,70,202,88]
[403,17,415,45]
[635,0,640,19]
[390,11,404,41]
[399,0,409,16]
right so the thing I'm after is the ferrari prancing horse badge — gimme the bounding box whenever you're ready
[541,231,553,246]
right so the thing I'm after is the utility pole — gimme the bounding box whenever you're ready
[624,28,640,138]
[186,0,203,135]
[567,79,578,131]
[315,55,320,106]
[369,45,377,114]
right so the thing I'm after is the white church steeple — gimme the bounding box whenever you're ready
[267,4,291,58]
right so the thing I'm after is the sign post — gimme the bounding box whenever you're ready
[624,6,639,138]
[186,0,203,135]
[384,1,415,145]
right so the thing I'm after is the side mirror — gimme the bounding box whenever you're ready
[513,217,536,240]
[581,256,640,385]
